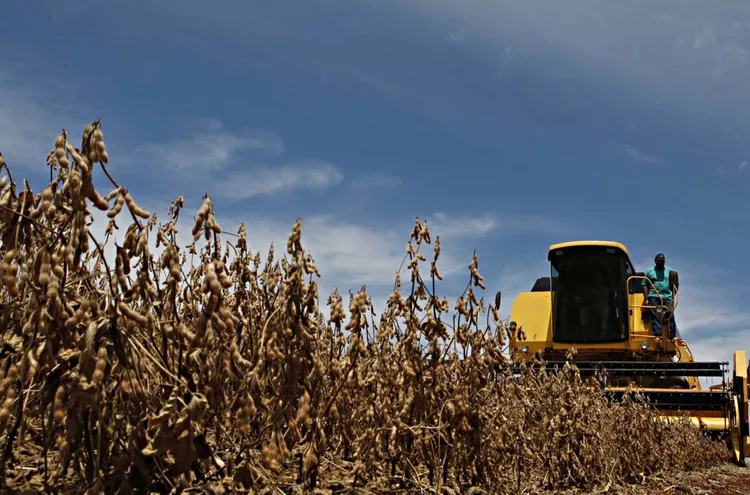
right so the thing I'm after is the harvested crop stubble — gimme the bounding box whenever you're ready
[0,122,732,494]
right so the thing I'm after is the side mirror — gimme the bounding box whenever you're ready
[494,291,502,309]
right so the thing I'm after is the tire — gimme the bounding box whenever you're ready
[730,396,747,466]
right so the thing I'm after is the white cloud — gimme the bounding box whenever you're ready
[428,211,570,240]
[430,212,497,238]
[623,145,664,165]
[693,25,718,51]
[135,125,284,172]
[210,160,344,200]
[494,47,516,79]
[740,160,747,170]
[130,120,343,200]
[725,44,747,64]
[205,118,223,132]
[448,33,466,45]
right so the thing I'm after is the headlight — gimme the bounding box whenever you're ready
[521,344,529,353]
[641,341,649,350]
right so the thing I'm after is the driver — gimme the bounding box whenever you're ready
[642,253,679,339]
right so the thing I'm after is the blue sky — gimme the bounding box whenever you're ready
[1,1,749,373]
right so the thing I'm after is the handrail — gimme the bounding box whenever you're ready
[626,274,678,311]
[626,274,677,339]
[626,275,666,309]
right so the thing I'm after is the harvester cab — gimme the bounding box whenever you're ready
[502,240,749,465]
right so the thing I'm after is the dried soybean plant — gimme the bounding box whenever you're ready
[0,121,732,494]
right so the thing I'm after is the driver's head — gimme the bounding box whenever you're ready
[655,253,665,268]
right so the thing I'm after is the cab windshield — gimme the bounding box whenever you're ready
[549,245,631,343]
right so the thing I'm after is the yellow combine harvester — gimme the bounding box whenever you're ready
[502,240,749,465]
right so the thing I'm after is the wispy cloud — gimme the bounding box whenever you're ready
[135,125,284,172]
[623,145,664,165]
[494,47,516,79]
[428,211,571,240]
[210,161,344,200]
[131,119,343,200]
[447,33,466,46]
[740,160,747,170]
[430,212,497,238]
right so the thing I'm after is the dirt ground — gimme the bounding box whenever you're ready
[285,462,750,494]
[2,454,749,494]
[279,462,750,494]
[551,463,750,495]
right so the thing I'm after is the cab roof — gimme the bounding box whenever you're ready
[548,240,629,253]
[547,240,633,264]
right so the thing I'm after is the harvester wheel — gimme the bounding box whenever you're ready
[730,395,747,466]
[731,351,748,466]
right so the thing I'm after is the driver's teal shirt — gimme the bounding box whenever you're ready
[642,266,673,301]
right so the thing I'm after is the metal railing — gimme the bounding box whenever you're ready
[626,274,678,338]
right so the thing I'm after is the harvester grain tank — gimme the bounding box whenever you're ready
[499,240,749,465]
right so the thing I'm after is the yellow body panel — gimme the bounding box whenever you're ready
[548,240,631,256]
[510,292,551,343]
